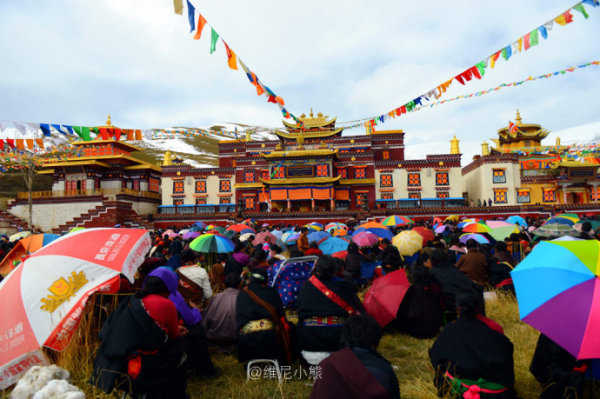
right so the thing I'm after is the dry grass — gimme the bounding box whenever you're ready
[2,291,543,398]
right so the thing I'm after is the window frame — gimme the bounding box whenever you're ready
[436,192,449,199]
[195,180,206,193]
[407,172,421,186]
[494,188,508,204]
[542,189,556,202]
[195,197,207,205]
[219,179,231,192]
[173,180,184,194]
[380,193,393,200]
[244,171,255,183]
[380,174,393,187]
[493,169,506,184]
[436,172,449,186]
[354,167,366,179]
[517,190,530,204]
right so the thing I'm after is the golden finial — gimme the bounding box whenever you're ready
[556,137,561,147]
[297,130,305,149]
[481,141,490,156]
[515,109,522,125]
[245,130,251,141]
[106,113,113,127]
[310,109,314,118]
[450,135,460,154]
[317,112,323,118]
[163,151,173,166]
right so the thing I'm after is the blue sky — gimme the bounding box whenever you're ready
[0,0,599,160]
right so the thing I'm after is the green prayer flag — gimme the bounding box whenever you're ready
[573,3,589,19]
[405,100,415,112]
[72,126,91,141]
[210,29,219,54]
[476,61,487,77]
[529,29,539,47]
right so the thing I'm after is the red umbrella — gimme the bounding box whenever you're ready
[364,269,410,327]
[331,250,347,260]
[227,224,255,233]
[412,226,435,246]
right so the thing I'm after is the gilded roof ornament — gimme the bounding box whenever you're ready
[515,109,522,125]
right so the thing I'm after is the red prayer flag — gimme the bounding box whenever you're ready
[223,41,238,70]
[99,128,109,140]
[523,33,531,50]
[6,139,14,148]
[193,14,207,40]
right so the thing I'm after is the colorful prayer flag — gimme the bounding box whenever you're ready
[193,14,207,40]
[210,28,219,54]
[186,0,195,32]
[223,41,238,70]
[173,0,183,15]
[573,3,590,18]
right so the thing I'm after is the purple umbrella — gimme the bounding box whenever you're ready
[434,225,447,234]
[459,233,490,245]
[182,231,201,240]
[352,231,380,248]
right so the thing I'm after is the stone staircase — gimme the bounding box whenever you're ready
[51,201,154,234]
[0,209,42,233]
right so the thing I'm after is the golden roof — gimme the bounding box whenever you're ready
[261,148,338,158]
[496,110,550,143]
[282,109,337,130]
[370,129,404,135]
[261,176,341,185]
[275,128,344,140]
[41,160,111,168]
[234,182,265,189]
[339,178,376,185]
[557,160,600,168]
[71,139,142,152]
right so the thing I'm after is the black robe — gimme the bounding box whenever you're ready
[310,347,400,399]
[429,317,516,398]
[91,295,186,398]
[393,281,443,338]
[296,277,365,352]
[236,282,285,362]
[429,262,484,318]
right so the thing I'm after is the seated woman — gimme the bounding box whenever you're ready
[296,255,365,364]
[310,314,400,399]
[236,269,292,364]
[91,270,188,398]
[489,242,515,293]
[429,290,517,398]
[176,249,213,307]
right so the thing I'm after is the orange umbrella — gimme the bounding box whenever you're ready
[0,234,60,277]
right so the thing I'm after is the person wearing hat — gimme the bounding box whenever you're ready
[377,238,403,273]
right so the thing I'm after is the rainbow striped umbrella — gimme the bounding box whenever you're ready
[355,222,393,240]
[461,222,492,234]
[325,222,347,233]
[381,215,414,227]
[189,234,235,253]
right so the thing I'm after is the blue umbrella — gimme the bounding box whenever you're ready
[283,232,300,244]
[271,230,283,239]
[319,237,350,255]
[506,215,528,227]
[544,217,575,226]
[308,231,330,244]
[193,221,206,230]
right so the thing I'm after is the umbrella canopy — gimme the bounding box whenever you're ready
[193,221,207,230]
[307,231,330,244]
[9,231,32,242]
[182,231,201,240]
[308,222,324,231]
[227,224,255,234]
[352,231,380,248]
[239,232,254,242]
[253,231,278,246]
[534,223,574,238]
[242,218,256,226]
[224,230,236,239]
[434,225,448,234]
[332,229,348,237]
[432,217,443,225]
[284,232,300,245]
[364,269,410,327]
[0,228,151,388]
[553,213,580,223]
[68,227,85,234]
[355,222,393,240]
[189,234,235,253]
[392,230,423,256]
[318,237,350,255]
[331,250,348,260]
[444,215,459,222]
[271,230,283,239]
[461,222,492,234]
[0,234,60,277]
[381,215,414,227]
[506,215,528,227]
[162,232,179,238]
[412,227,435,246]
[179,229,190,235]
[325,222,347,233]
[489,225,520,241]
[459,233,490,245]
[511,240,600,359]
[486,221,515,229]
[544,217,576,227]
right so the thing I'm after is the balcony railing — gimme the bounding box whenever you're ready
[17,188,161,200]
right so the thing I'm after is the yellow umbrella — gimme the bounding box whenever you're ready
[392,230,423,256]
[444,215,459,223]
[9,231,32,242]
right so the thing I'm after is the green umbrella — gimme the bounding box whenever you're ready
[189,234,235,253]
[489,225,520,241]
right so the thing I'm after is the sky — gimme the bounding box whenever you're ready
[0,0,599,163]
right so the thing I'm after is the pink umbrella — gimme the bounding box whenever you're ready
[253,231,278,246]
[486,220,515,229]
[0,228,152,388]
[352,231,380,247]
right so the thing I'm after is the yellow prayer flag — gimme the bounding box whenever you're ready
[554,15,567,25]
[173,0,183,15]
[25,139,34,149]
[16,139,25,150]
[517,38,522,52]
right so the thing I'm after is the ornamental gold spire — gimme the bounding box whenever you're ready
[450,135,460,154]
[106,113,113,127]
[481,141,490,156]
[515,109,522,125]
[163,151,173,166]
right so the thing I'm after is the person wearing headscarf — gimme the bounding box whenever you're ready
[310,314,400,399]
[297,255,364,364]
[429,290,517,398]
[91,270,188,398]
[236,269,291,364]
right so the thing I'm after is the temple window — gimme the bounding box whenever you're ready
[337,167,347,179]
[382,150,390,160]
[149,178,160,192]
[219,180,231,192]
[408,192,421,199]
[260,170,269,180]
[436,172,449,186]
[493,169,506,183]
[543,188,556,202]
[517,189,530,203]
[380,174,393,187]
[245,196,255,210]
[524,140,532,147]
[381,193,393,200]
[273,167,285,179]
[133,180,140,191]
[494,188,507,204]
[356,193,367,207]
[407,173,421,186]
[174,199,184,206]
[436,192,449,199]
[195,197,207,205]
[173,181,184,194]
[316,164,329,177]
[220,196,232,204]
[355,167,366,179]
[195,180,206,193]
[244,171,255,183]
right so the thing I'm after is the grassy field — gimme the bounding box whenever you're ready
[0,290,541,399]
